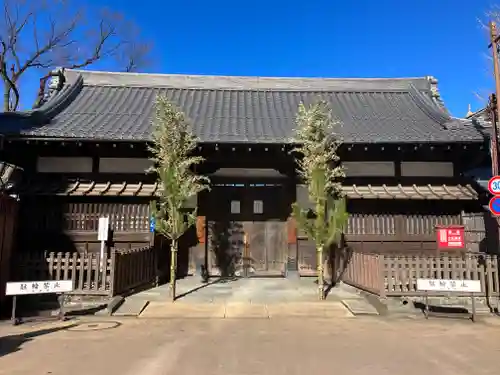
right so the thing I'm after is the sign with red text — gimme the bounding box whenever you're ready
[436,225,465,249]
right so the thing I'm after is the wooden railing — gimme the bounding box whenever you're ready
[338,251,383,295]
[338,250,500,298]
[14,246,157,298]
[112,246,157,296]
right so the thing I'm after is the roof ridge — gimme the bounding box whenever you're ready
[67,68,432,82]
[77,83,419,94]
[64,69,434,92]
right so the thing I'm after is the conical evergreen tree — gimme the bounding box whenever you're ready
[148,96,210,301]
[291,101,348,300]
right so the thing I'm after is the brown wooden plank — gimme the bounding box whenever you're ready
[264,221,287,275]
[287,217,297,244]
[196,216,206,244]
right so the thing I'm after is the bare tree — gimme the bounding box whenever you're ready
[0,0,152,112]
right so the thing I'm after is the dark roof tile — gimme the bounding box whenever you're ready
[0,69,488,144]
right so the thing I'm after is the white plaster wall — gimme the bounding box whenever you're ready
[99,158,153,173]
[343,161,395,177]
[401,162,454,177]
[37,157,92,173]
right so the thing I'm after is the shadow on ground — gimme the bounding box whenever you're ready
[0,319,123,358]
[0,323,77,358]
[413,301,470,315]
[174,277,239,300]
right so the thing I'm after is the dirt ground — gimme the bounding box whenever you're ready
[1,315,499,375]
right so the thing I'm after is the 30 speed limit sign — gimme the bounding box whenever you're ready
[488,176,500,195]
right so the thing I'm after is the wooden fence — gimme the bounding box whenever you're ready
[338,251,500,298]
[14,245,157,297]
[113,246,157,295]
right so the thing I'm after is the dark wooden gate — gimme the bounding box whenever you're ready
[207,182,289,277]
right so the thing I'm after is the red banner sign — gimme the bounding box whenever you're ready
[436,225,465,249]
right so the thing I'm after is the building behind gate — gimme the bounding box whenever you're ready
[0,69,491,284]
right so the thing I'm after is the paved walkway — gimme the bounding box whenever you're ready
[117,278,379,317]
[1,316,500,375]
[139,301,355,318]
[134,277,358,303]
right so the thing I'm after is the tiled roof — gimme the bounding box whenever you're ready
[343,184,477,200]
[18,179,478,200]
[0,69,488,144]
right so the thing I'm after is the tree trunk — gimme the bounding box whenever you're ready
[315,199,324,301]
[170,239,178,302]
[317,245,324,300]
[3,82,10,112]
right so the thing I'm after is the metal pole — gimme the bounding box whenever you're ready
[470,293,476,323]
[11,295,18,326]
[489,22,500,176]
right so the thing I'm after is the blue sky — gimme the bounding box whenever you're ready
[9,0,498,116]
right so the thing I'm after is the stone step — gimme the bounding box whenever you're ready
[113,299,149,317]
[341,298,379,315]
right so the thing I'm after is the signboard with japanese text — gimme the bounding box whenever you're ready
[98,217,109,241]
[436,225,465,249]
[5,280,73,296]
[417,278,481,293]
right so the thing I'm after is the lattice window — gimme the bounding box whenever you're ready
[347,214,462,236]
[404,215,461,235]
[347,214,396,235]
[21,199,151,232]
[64,203,150,231]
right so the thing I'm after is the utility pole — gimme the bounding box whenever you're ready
[488,21,500,176]
[488,94,499,176]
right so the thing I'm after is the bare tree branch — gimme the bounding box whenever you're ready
[0,41,19,111]
[0,0,152,111]
[475,6,500,109]
[123,41,153,73]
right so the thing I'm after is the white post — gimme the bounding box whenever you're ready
[98,217,110,271]
[99,241,105,270]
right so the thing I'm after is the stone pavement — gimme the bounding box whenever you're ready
[140,301,355,318]
[1,315,500,375]
[117,277,379,318]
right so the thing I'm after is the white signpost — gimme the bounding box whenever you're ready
[6,280,73,296]
[98,217,109,271]
[6,280,73,325]
[416,279,481,293]
[416,278,481,322]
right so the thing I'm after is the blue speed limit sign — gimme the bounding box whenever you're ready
[488,176,500,195]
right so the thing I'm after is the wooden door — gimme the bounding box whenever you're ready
[207,182,289,277]
[243,221,287,277]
